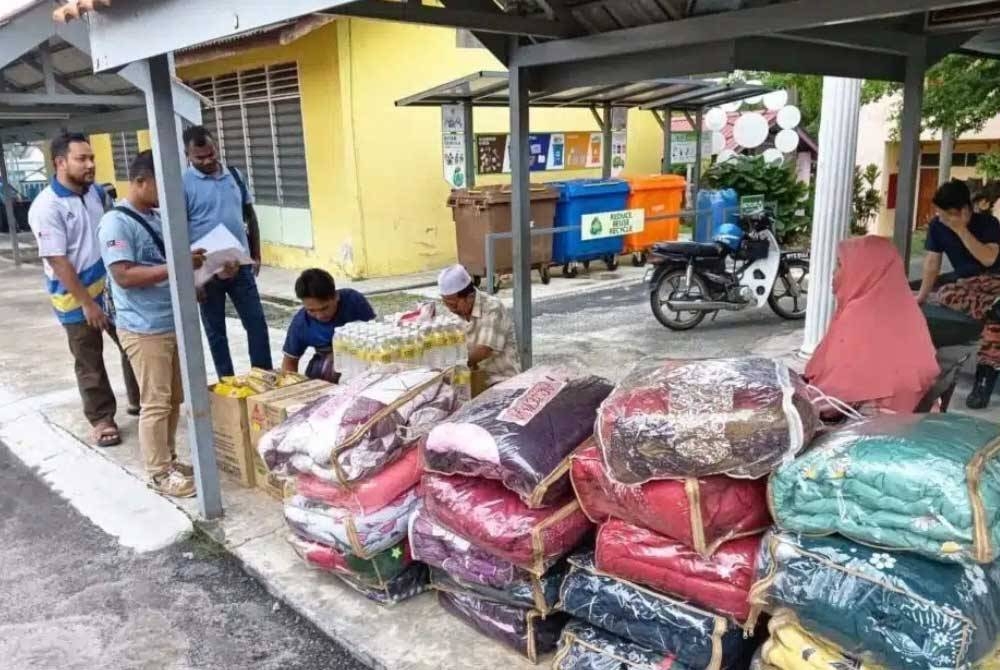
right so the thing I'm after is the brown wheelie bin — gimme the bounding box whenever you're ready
[448,185,557,293]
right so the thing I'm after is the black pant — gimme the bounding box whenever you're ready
[63,322,141,426]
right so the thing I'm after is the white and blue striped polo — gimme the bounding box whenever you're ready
[27,178,108,325]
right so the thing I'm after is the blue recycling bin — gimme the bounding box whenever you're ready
[551,179,629,271]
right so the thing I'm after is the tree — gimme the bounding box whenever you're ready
[852,164,882,235]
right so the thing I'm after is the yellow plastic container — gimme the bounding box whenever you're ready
[624,174,687,254]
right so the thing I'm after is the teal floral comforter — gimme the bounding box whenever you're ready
[770,414,1000,563]
[749,531,1000,670]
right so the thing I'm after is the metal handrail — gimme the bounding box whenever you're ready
[481,204,750,290]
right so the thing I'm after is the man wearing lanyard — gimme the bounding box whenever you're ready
[27,132,140,448]
[182,125,272,378]
[98,151,211,497]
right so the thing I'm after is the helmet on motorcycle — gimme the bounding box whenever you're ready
[713,223,744,252]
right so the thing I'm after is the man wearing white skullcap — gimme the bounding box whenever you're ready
[438,264,520,387]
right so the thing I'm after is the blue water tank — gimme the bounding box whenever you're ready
[695,190,729,242]
[721,188,739,227]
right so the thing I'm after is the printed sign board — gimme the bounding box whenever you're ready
[580,208,645,241]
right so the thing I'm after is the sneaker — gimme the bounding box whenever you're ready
[171,460,194,477]
[151,468,196,498]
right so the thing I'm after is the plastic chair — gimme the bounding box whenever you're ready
[914,353,971,413]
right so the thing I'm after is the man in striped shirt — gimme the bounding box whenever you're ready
[28,132,140,447]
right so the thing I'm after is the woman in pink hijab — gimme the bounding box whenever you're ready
[805,235,939,414]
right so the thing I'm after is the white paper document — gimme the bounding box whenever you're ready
[191,224,253,287]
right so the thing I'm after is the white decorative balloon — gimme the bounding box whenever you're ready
[763,90,789,111]
[777,105,802,130]
[763,148,784,165]
[705,107,728,132]
[717,149,738,164]
[710,131,726,154]
[722,100,743,113]
[733,112,769,149]
[745,80,764,105]
[775,128,800,154]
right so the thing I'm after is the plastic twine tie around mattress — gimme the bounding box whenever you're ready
[328,367,455,486]
[804,384,866,422]
[967,435,1000,564]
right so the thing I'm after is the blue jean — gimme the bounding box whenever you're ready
[199,265,272,378]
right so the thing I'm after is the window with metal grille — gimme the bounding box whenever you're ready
[110,131,140,181]
[188,63,309,208]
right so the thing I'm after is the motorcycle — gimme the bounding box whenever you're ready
[644,210,810,331]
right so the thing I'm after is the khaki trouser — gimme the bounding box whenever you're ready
[119,330,183,475]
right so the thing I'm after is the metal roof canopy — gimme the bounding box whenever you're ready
[394,71,770,111]
[0,1,203,144]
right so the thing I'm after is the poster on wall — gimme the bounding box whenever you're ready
[564,132,591,169]
[443,134,467,188]
[671,131,713,165]
[587,133,604,168]
[441,104,464,134]
[441,104,468,187]
[477,135,507,175]
[611,131,627,177]
[548,133,566,170]
[528,134,552,171]
[474,131,613,174]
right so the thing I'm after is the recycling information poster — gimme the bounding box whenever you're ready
[475,131,610,175]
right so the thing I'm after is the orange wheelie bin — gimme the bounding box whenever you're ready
[623,175,686,265]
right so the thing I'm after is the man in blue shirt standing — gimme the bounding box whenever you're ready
[917,179,1000,409]
[281,268,375,381]
[27,132,140,448]
[99,151,212,498]
[182,125,271,378]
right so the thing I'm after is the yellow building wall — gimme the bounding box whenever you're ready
[89,129,153,197]
[93,19,665,279]
[340,18,663,277]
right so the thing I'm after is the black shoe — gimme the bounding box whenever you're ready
[966,364,998,409]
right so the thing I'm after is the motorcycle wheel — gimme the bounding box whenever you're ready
[650,268,708,331]
[768,258,810,320]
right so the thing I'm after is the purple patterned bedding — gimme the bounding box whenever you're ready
[425,366,612,507]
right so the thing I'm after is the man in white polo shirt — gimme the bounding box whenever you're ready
[27,132,140,447]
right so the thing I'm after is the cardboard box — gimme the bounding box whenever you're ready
[247,379,336,500]
[208,388,254,487]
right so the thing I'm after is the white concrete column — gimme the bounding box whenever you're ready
[800,77,862,357]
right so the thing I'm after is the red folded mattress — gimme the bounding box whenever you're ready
[595,519,761,622]
[571,443,770,556]
[422,473,591,576]
[294,446,422,515]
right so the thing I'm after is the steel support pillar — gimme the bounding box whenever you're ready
[661,107,672,175]
[801,77,862,357]
[894,44,926,268]
[509,51,532,369]
[462,101,476,188]
[601,102,612,179]
[692,108,704,194]
[0,139,21,267]
[143,54,222,519]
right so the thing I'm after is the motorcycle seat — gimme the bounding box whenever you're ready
[652,241,724,258]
